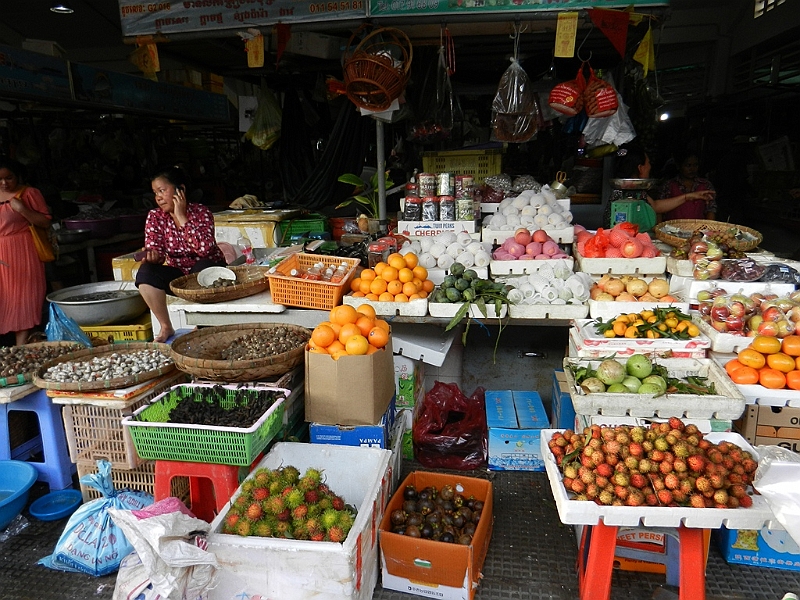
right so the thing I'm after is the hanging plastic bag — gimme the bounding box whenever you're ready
[245,84,282,150]
[582,91,636,147]
[39,460,153,577]
[413,381,487,470]
[409,45,454,144]
[583,66,619,118]
[548,67,586,116]
[45,303,92,347]
[492,60,539,143]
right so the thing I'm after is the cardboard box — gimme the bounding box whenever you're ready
[305,338,395,426]
[551,370,575,430]
[379,471,493,600]
[207,443,392,600]
[396,220,478,237]
[310,397,396,449]
[485,390,549,471]
[394,354,425,409]
[715,525,800,572]
[736,404,800,451]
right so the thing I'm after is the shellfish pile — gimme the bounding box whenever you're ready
[42,349,172,383]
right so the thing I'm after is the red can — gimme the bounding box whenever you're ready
[418,173,436,197]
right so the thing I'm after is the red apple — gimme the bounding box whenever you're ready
[762,307,784,322]
[729,301,746,318]
[697,302,712,317]
[777,319,796,338]
[725,315,744,332]
[758,321,780,336]
[710,305,731,322]
[712,321,729,333]
[747,314,764,333]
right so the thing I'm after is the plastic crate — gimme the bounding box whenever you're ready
[268,253,360,310]
[123,384,288,465]
[277,214,328,244]
[422,148,504,185]
[80,312,153,345]
[63,372,188,469]
[76,460,189,503]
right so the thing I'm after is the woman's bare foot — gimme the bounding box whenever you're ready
[154,326,175,343]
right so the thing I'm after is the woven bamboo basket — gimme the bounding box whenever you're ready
[343,26,412,111]
[32,342,174,392]
[0,342,84,388]
[169,323,310,382]
[654,219,763,252]
[170,266,269,304]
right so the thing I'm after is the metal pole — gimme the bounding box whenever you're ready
[376,118,388,234]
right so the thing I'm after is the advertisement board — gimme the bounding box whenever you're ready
[369,0,667,18]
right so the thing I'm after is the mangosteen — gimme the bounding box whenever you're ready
[392,526,406,534]
[441,499,455,513]
[403,499,418,514]
[465,498,475,510]
[390,509,407,525]
[458,534,472,545]
[440,531,455,544]
[420,524,434,539]
[452,513,465,528]
[472,510,482,524]
[458,506,473,522]
[403,485,418,501]
[453,494,464,508]
[407,512,423,527]
[425,512,441,526]
[472,500,484,513]
[440,484,455,501]
[405,524,421,537]
[442,513,454,527]
[418,488,432,501]
[418,498,435,515]
[463,522,477,536]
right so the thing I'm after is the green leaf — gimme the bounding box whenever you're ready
[445,302,470,332]
[475,297,487,319]
[338,173,365,187]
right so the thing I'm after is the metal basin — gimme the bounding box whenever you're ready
[56,228,92,244]
[47,281,147,326]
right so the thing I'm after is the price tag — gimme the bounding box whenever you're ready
[555,12,578,58]
[247,35,265,68]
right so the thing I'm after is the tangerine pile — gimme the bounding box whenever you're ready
[308,304,390,360]
[725,334,800,390]
[350,252,434,303]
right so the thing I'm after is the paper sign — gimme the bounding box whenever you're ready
[247,35,265,68]
[555,12,579,58]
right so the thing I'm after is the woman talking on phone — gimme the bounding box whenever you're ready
[135,166,226,342]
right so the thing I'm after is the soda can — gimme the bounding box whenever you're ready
[455,175,474,198]
[422,197,439,221]
[456,197,474,221]
[439,196,455,221]
[436,172,454,197]
[418,173,436,197]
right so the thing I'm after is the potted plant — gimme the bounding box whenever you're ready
[337,171,394,234]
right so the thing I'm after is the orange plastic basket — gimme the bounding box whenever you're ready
[268,253,360,310]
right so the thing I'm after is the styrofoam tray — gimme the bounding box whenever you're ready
[666,256,694,277]
[428,301,507,319]
[509,303,588,320]
[563,357,745,419]
[588,299,691,320]
[735,384,800,408]
[391,322,457,368]
[573,319,711,351]
[481,198,570,214]
[569,326,708,359]
[669,276,796,303]
[540,430,778,529]
[692,316,753,353]
[425,266,489,286]
[573,247,667,275]
[490,257,574,276]
[343,294,428,317]
[483,226,574,245]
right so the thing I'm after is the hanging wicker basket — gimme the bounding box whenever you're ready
[343,26,412,112]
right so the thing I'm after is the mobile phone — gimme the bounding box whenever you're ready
[133,250,147,261]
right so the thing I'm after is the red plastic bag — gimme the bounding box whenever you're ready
[548,67,586,116]
[412,382,487,470]
[583,228,610,258]
[583,67,618,118]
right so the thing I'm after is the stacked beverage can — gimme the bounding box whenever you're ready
[455,175,475,221]
[436,172,454,197]
[418,173,436,198]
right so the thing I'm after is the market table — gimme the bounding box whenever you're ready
[58,232,144,282]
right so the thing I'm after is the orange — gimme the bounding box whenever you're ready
[394,293,409,303]
[326,340,345,355]
[786,370,800,391]
[365,293,380,301]
[387,280,404,295]
[368,326,390,348]
[759,368,787,390]
[344,334,370,355]
[398,267,414,283]
[729,366,759,385]
[309,346,329,355]
[781,335,800,357]
[369,278,388,295]
[332,304,359,325]
[330,349,349,361]
[417,290,428,299]
[737,348,766,370]
[352,291,365,298]
[338,323,360,344]
[412,265,428,281]
[350,277,362,293]
[381,266,399,282]
[373,262,388,277]
[327,322,342,337]
[355,315,374,336]
[767,352,796,373]
[422,279,435,293]
[402,281,418,297]
[388,254,406,270]
[307,338,319,350]
[359,279,372,295]
[311,324,336,348]
[374,318,390,333]
[409,293,422,300]
[403,253,419,269]
[365,344,379,355]
[360,268,377,282]
[379,292,395,302]
[356,303,376,319]
[751,335,782,355]
[725,359,747,376]
[797,356,800,371]
[412,278,424,292]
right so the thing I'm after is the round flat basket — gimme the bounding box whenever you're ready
[0,342,84,388]
[170,266,269,304]
[654,219,763,252]
[169,323,310,382]
[32,342,174,392]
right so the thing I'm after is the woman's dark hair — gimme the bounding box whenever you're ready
[613,144,649,179]
[675,148,699,168]
[151,166,188,190]
[0,156,26,181]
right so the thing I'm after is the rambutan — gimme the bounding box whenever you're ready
[246,503,263,521]
[276,508,291,522]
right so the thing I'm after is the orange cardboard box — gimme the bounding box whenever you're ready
[379,471,493,600]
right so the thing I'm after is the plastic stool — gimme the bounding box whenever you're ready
[578,521,706,600]
[614,529,682,587]
[154,460,245,522]
[0,387,75,490]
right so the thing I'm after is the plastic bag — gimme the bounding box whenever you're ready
[753,445,800,548]
[583,67,618,118]
[245,85,282,150]
[412,381,487,470]
[45,303,92,347]
[582,92,636,147]
[492,60,538,143]
[548,67,586,116]
[409,47,454,144]
[39,460,153,576]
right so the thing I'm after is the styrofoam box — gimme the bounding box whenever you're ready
[562,356,746,420]
[207,443,392,600]
[343,293,428,317]
[392,322,457,368]
[734,383,800,408]
[666,256,694,277]
[481,198,570,214]
[426,266,489,286]
[669,276,795,303]
[569,326,707,359]
[428,301,507,319]
[483,225,574,244]
[574,414,733,435]
[490,257,574,276]
[588,299,691,321]
[693,316,753,354]
[574,248,667,275]
[540,429,780,529]
[571,319,711,354]
[509,303,588,320]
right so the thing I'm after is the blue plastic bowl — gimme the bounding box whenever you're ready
[0,461,38,530]
[29,489,83,521]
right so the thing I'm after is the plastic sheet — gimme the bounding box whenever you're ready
[753,445,800,548]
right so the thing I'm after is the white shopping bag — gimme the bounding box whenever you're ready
[753,445,800,548]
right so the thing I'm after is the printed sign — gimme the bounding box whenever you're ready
[369,0,666,18]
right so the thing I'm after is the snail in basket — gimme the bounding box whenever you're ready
[0,344,81,378]
[210,277,235,288]
[220,327,310,361]
[42,349,172,383]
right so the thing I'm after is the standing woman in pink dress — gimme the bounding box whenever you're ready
[0,157,52,345]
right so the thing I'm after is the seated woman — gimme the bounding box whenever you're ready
[659,150,717,220]
[135,167,226,342]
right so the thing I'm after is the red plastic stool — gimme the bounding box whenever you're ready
[154,460,243,522]
[577,521,706,600]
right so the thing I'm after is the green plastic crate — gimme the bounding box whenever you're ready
[123,383,287,465]
[277,214,328,244]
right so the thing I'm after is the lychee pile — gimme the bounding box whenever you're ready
[221,465,356,542]
[548,417,758,509]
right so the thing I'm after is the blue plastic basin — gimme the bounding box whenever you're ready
[29,489,82,521]
[0,461,38,530]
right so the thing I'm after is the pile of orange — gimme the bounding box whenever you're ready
[308,303,391,360]
[350,252,435,303]
[725,334,800,390]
